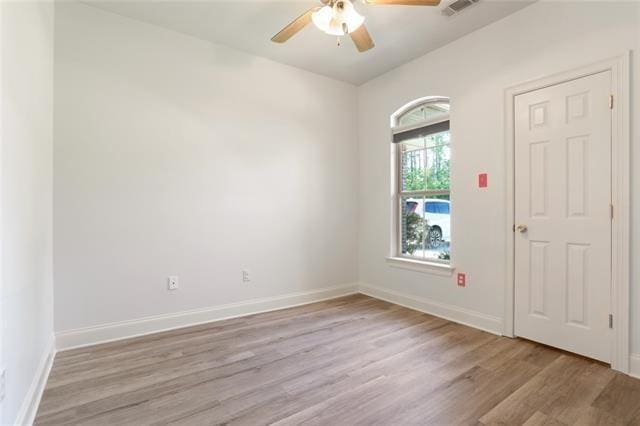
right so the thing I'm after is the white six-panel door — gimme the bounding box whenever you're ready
[514,71,612,363]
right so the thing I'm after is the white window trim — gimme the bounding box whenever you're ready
[392,112,450,136]
[389,97,452,273]
[385,256,455,276]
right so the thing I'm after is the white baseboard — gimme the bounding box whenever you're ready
[630,353,640,379]
[56,283,359,351]
[358,282,503,336]
[14,335,56,426]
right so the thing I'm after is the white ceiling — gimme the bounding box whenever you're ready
[84,0,534,85]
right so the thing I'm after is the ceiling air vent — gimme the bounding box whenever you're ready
[442,0,480,17]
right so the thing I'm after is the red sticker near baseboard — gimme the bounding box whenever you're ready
[457,273,466,287]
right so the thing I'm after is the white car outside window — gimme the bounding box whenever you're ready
[407,198,451,247]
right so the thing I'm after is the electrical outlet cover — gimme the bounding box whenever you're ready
[457,273,466,287]
[168,276,179,290]
[0,369,6,402]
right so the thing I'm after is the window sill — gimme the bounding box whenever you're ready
[385,257,455,277]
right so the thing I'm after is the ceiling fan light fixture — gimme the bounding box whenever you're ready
[339,0,365,33]
[311,6,334,34]
[312,0,364,36]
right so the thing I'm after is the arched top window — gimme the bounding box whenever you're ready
[392,97,450,128]
[391,98,451,264]
[391,96,450,128]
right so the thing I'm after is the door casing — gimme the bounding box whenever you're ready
[503,54,630,373]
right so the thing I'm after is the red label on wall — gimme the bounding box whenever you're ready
[457,273,466,287]
[478,173,488,188]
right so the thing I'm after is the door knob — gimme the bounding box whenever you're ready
[516,224,528,233]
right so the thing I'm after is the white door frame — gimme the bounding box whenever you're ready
[503,54,630,373]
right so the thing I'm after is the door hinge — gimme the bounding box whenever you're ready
[609,314,613,329]
[609,94,614,109]
[610,204,614,220]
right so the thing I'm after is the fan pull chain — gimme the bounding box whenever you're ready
[337,36,341,47]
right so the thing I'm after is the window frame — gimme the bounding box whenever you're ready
[390,97,453,269]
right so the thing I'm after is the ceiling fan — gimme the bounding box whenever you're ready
[271,0,442,53]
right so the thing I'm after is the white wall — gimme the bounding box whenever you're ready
[358,1,640,352]
[1,0,54,424]
[54,3,359,333]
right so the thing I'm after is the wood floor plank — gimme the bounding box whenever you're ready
[522,411,566,426]
[591,373,640,422]
[572,407,626,426]
[479,355,603,425]
[35,295,640,425]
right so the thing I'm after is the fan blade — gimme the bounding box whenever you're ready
[271,7,320,43]
[350,25,375,52]
[364,0,441,5]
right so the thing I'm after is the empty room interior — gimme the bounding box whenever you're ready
[3,0,640,424]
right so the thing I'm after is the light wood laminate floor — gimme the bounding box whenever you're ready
[36,294,640,425]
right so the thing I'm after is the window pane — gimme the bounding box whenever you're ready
[425,131,450,191]
[424,194,450,261]
[398,103,449,127]
[401,196,427,257]
[401,194,450,262]
[400,130,450,193]
[401,140,427,192]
